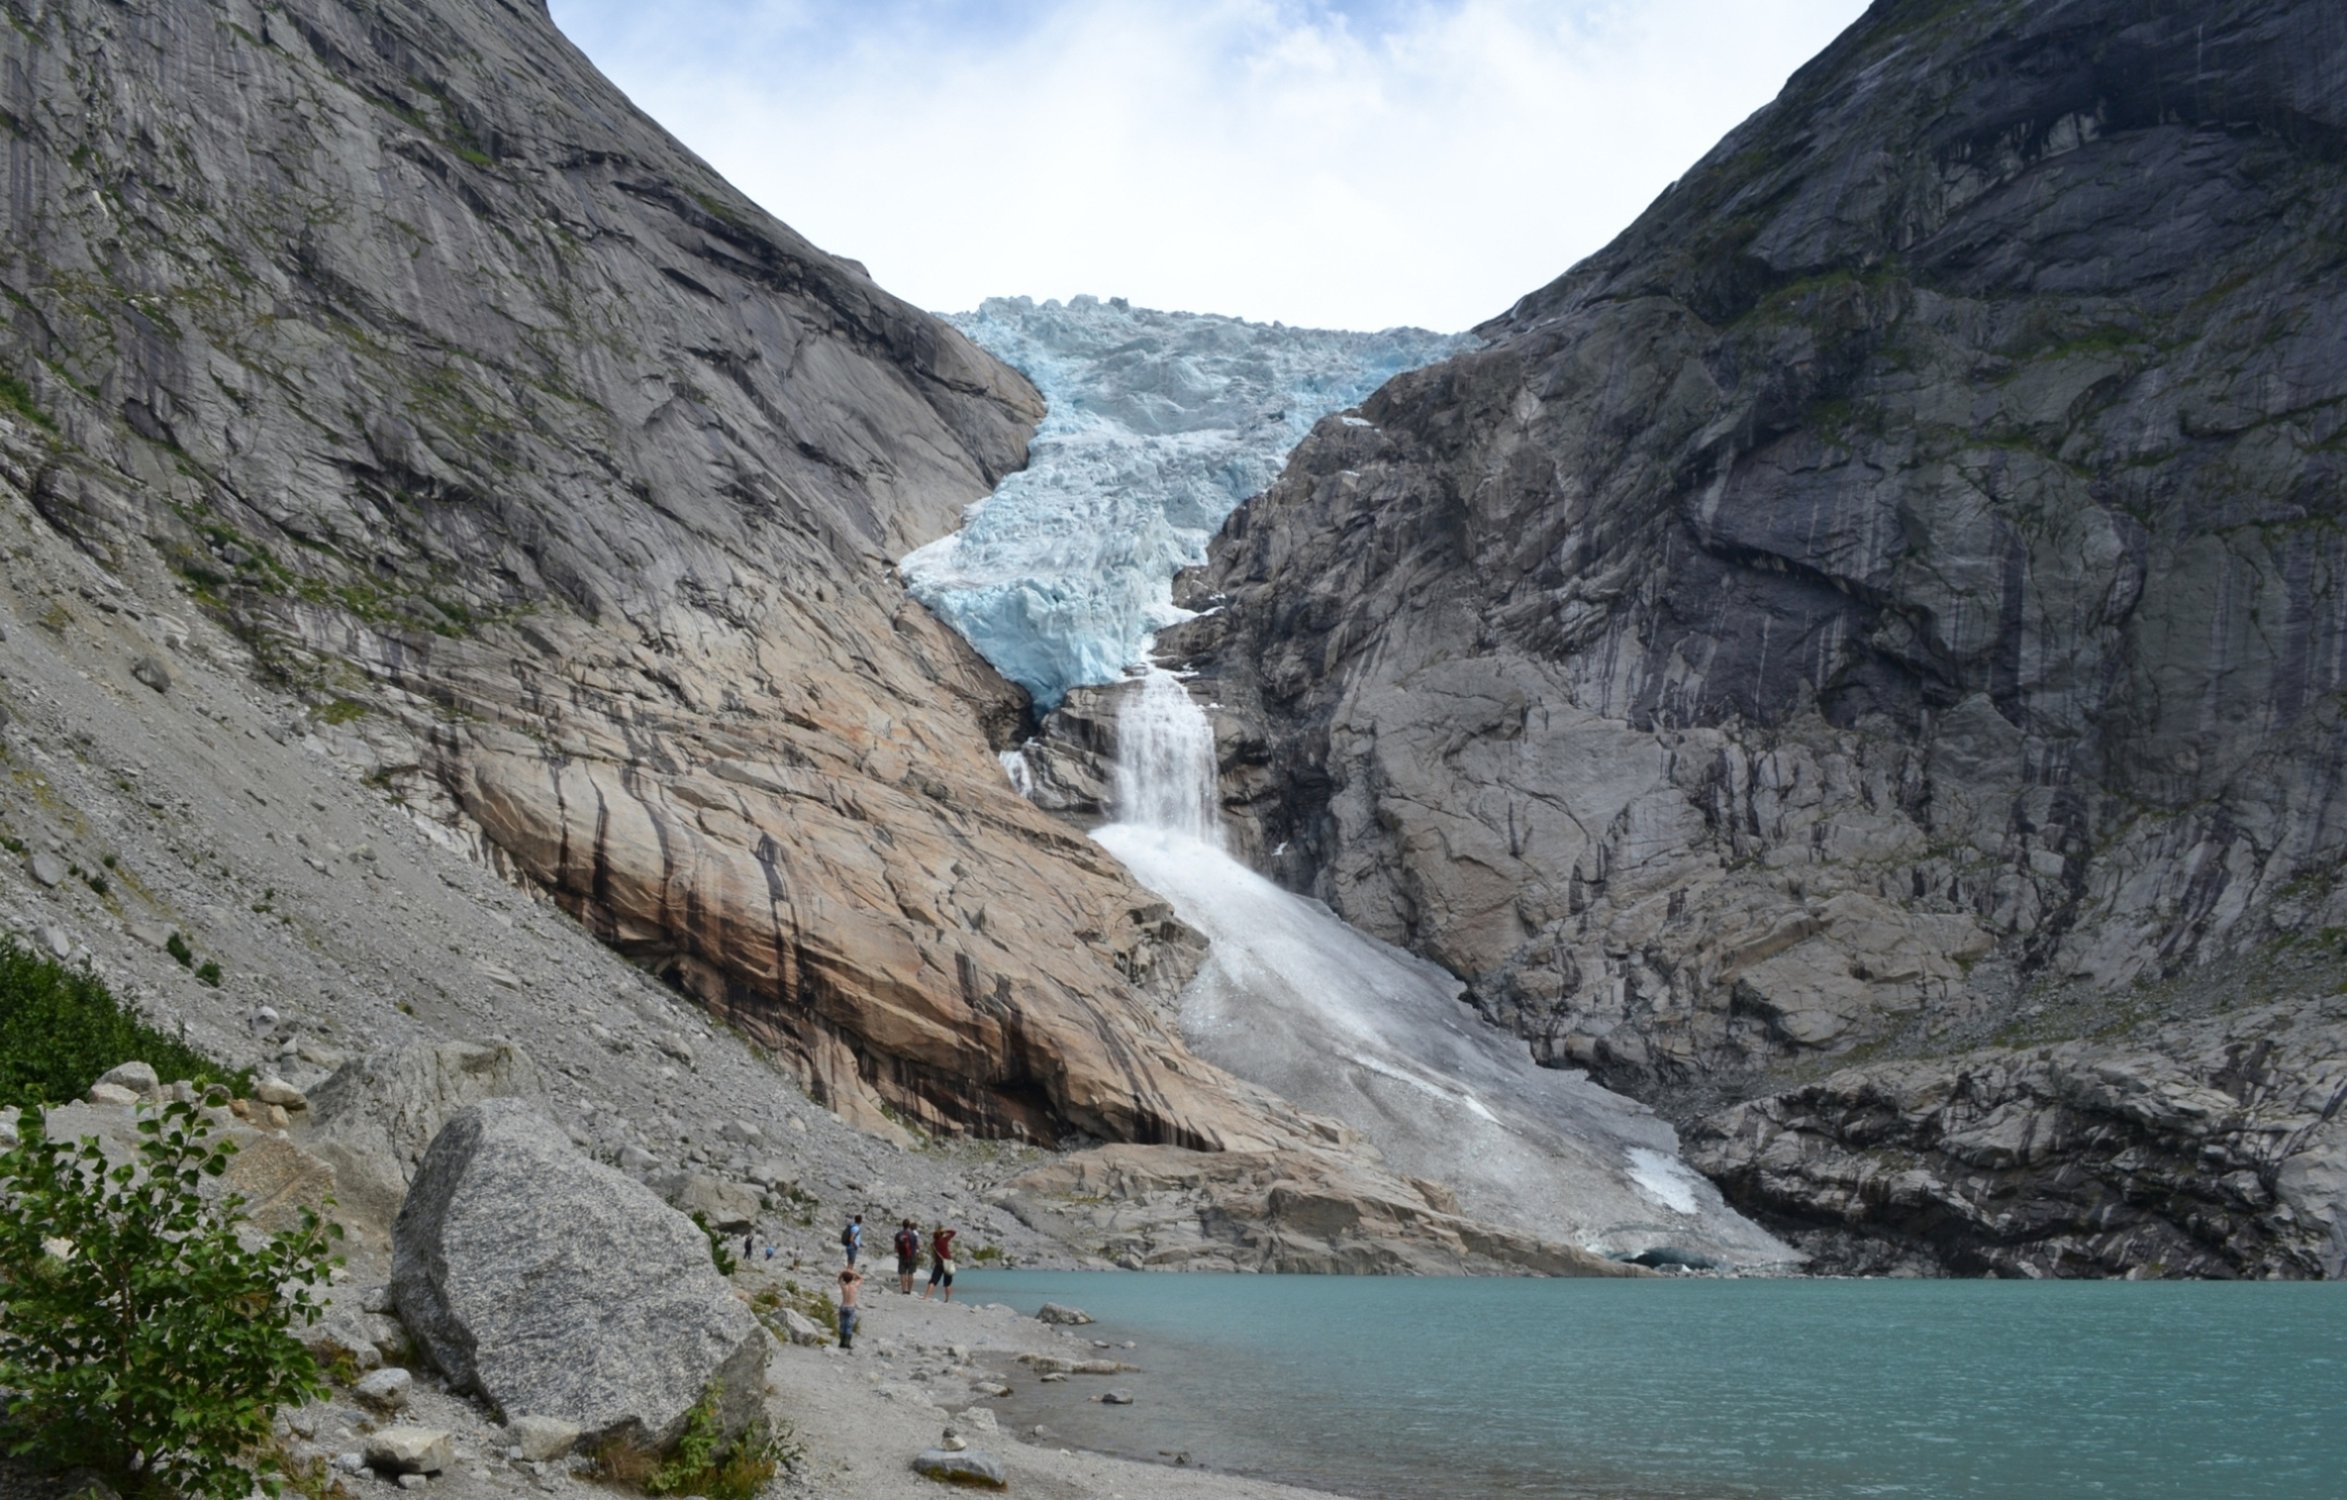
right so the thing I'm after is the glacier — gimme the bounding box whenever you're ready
[914,293,1791,1266]
[900,295,1462,709]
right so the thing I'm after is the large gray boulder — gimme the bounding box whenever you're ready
[308,1041,544,1232]
[655,1170,763,1234]
[391,1100,764,1449]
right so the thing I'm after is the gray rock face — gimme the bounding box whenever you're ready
[1175,0,2347,1271]
[353,1367,414,1412]
[912,1448,1007,1488]
[0,0,1248,1152]
[1001,1141,1647,1277]
[506,1415,582,1464]
[1687,998,2347,1279]
[363,1428,450,1477]
[307,1041,546,1230]
[657,1170,762,1233]
[391,1099,765,1449]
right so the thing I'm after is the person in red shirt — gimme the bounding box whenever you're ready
[922,1223,958,1302]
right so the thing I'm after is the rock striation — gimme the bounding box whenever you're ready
[1687,995,2347,1279]
[391,1099,765,1448]
[0,0,1270,1150]
[1174,0,2347,1272]
[999,1142,1646,1277]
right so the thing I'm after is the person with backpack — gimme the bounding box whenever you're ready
[840,1213,863,1266]
[893,1218,923,1294]
[922,1222,957,1302]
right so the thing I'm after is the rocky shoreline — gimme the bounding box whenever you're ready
[2,1062,1359,1500]
[755,1286,1345,1500]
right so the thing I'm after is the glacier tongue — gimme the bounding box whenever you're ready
[914,293,1791,1266]
[1093,816,1792,1263]
[901,295,1461,709]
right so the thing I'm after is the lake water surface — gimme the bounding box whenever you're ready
[957,1271,2345,1500]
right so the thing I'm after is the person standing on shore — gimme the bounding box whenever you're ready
[894,1218,922,1294]
[837,1264,864,1350]
[841,1213,863,1266]
[922,1222,958,1302]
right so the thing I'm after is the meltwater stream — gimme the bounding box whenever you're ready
[1096,672,1789,1263]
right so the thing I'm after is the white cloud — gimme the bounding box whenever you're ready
[547,0,1871,331]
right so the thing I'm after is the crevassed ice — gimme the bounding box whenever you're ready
[900,295,1462,709]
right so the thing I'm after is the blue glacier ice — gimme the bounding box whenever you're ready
[901,295,1463,708]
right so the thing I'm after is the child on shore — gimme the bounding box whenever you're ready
[837,1264,864,1350]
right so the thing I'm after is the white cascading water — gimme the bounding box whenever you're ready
[1111,671,1224,848]
[1093,671,1793,1265]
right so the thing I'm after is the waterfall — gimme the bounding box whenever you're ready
[1089,670,1793,1264]
[1111,670,1224,848]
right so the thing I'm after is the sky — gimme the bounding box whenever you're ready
[546,1,1874,333]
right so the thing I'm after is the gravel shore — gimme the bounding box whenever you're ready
[746,1261,1343,1500]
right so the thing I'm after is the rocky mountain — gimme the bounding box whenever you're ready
[1173,0,2347,1276]
[0,0,1290,1152]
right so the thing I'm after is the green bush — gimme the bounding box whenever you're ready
[629,1387,794,1500]
[0,1100,339,1497]
[165,931,194,968]
[0,935,246,1108]
[689,1209,737,1276]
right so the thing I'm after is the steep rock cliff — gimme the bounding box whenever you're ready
[1175,0,2347,1270]
[0,0,1269,1147]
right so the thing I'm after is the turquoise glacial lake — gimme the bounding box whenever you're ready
[955,1271,2345,1500]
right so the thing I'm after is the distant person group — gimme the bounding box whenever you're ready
[834,1213,958,1349]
